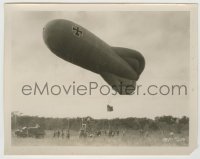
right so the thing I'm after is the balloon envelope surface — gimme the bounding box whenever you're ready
[43,19,145,95]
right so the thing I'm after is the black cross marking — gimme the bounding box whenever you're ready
[72,26,83,37]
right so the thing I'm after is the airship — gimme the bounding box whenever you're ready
[43,19,145,95]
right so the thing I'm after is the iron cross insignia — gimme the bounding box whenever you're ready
[72,26,83,37]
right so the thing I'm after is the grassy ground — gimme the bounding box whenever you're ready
[12,129,189,146]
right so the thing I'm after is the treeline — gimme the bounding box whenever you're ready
[11,112,189,132]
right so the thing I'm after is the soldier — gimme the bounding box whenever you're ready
[108,130,112,137]
[103,130,106,136]
[53,130,56,138]
[79,129,87,138]
[116,130,119,136]
[122,130,126,136]
[95,130,101,137]
[66,130,70,139]
[57,130,60,138]
[61,129,64,138]
[111,131,115,137]
[139,129,144,136]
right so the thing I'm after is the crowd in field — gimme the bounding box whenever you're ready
[52,129,126,139]
[79,129,124,138]
[51,128,187,145]
[53,129,70,139]
[162,132,187,144]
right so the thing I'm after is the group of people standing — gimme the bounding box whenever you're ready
[53,129,70,139]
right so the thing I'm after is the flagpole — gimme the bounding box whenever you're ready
[107,105,113,132]
[109,119,110,130]
[107,94,111,131]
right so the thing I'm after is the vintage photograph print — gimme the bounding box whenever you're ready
[4,4,198,155]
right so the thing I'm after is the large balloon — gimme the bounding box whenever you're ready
[43,19,145,95]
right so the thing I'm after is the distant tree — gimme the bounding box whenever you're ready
[155,115,176,125]
[179,116,189,124]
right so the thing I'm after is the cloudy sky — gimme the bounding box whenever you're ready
[8,11,190,119]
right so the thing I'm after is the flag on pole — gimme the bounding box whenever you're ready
[107,105,113,112]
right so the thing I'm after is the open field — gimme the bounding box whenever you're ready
[12,129,189,146]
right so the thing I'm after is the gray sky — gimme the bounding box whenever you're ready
[9,11,190,119]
